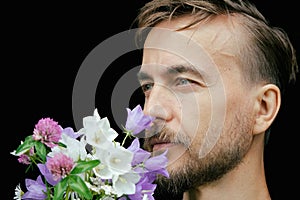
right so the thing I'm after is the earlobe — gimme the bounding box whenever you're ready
[253,84,281,135]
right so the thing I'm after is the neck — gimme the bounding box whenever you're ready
[183,133,271,200]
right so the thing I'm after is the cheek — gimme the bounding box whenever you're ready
[178,85,232,157]
[178,92,212,144]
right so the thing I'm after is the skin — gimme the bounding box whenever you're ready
[138,15,280,200]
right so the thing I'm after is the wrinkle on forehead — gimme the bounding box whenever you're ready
[208,31,236,58]
[191,14,242,59]
[143,27,220,85]
[143,14,243,78]
[146,15,242,57]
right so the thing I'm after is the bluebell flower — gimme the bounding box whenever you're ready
[21,175,47,200]
[125,105,155,135]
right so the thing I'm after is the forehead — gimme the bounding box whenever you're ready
[142,15,242,73]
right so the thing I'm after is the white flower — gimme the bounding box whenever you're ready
[48,133,87,161]
[13,184,23,200]
[93,108,101,121]
[143,194,150,200]
[107,145,133,174]
[67,191,81,200]
[85,181,102,193]
[11,105,168,200]
[93,160,114,179]
[112,171,140,197]
[86,179,117,198]
[81,109,118,149]
[89,176,104,186]
[96,143,134,175]
[101,185,115,195]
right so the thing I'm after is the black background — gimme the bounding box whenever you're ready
[4,1,299,199]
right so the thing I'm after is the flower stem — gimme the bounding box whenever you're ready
[122,133,129,146]
[121,130,132,146]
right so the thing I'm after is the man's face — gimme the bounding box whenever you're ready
[138,16,256,193]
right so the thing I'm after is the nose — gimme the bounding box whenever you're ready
[143,83,174,121]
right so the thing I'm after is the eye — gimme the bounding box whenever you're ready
[141,83,153,93]
[176,78,193,85]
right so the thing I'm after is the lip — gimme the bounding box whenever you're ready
[149,137,174,151]
[153,142,174,151]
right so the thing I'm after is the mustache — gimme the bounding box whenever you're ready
[143,123,191,151]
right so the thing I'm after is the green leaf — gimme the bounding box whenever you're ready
[68,174,93,199]
[35,141,47,162]
[53,177,68,200]
[70,160,100,174]
[15,135,35,155]
[58,142,67,148]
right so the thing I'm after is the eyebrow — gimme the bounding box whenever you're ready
[167,65,204,77]
[137,70,152,82]
[137,64,205,81]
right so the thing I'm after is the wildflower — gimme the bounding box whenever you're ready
[128,176,156,200]
[37,163,60,186]
[127,138,151,166]
[62,127,82,139]
[81,109,118,149]
[127,138,168,200]
[17,153,31,165]
[21,175,47,200]
[16,147,34,165]
[49,131,87,162]
[11,105,169,199]
[13,184,23,200]
[143,150,169,182]
[94,143,134,178]
[125,105,155,136]
[112,171,140,197]
[32,117,62,148]
[46,152,74,181]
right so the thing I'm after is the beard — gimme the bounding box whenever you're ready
[143,116,253,199]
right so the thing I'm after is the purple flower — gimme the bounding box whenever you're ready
[125,105,155,135]
[37,163,60,186]
[128,176,156,200]
[127,138,151,166]
[18,154,31,165]
[127,138,169,199]
[118,197,128,200]
[22,175,47,200]
[143,150,169,182]
[62,127,82,139]
[32,118,63,148]
[18,147,34,165]
[46,153,74,181]
[144,150,168,171]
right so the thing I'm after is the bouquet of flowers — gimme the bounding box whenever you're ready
[11,105,169,200]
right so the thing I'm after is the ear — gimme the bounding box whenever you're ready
[253,84,281,135]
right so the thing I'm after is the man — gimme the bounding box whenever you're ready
[135,0,298,199]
